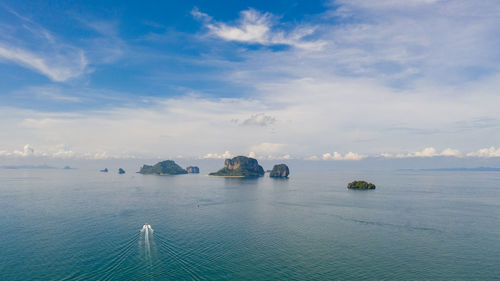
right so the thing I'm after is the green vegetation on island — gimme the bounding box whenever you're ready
[270,164,290,178]
[138,160,188,175]
[209,156,264,177]
[347,180,375,190]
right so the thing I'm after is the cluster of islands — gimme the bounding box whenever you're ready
[101,155,375,190]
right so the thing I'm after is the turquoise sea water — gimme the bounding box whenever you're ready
[0,168,499,280]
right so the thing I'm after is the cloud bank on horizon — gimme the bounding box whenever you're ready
[0,0,499,161]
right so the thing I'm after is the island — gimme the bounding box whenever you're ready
[347,180,376,190]
[100,168,108,173]
[63,166,73,170]
[270,164,290,178]
[138,160,188,175]
[209,156,264,177]
[118,168,126,174]
[186,166,200,173]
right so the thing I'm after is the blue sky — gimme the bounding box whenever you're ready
[1,0,500,161]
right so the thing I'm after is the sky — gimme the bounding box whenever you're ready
[1,0,500,162]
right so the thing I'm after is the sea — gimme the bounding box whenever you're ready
[0,164,499,280]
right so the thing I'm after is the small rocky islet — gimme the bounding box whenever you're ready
[347,180,376,190]
[269,164,290,178]
[118,168,126,174]
[209,156,265,177]
[138,160,188,175]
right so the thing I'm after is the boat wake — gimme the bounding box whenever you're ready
[140,224,154,267]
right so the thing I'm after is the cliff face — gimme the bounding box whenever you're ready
[186,166,200,173]
[270,164,290,178]
[210,156,264,177]
[139,160,188,175]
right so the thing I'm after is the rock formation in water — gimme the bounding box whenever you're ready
[186,166,200,173]
[138,160,188,175]
[118,168,126,174]
[347,180,376,190]
[100,168,108,172]
[209,156,265,177]
[269,164,290,178]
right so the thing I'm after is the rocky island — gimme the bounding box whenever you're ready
[118,168,126,174]
[100,168,108,173]
[347,180,376,190]
[209,156,264,177]
[270,164,290,178]
[186,166,200,173]
[138,160,188,175]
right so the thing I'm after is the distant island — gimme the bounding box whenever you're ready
[138,160,188,175]
[209,156,264,177]
[100,168,108,172]
[270,164,290,178]
[186,166,200,173]
[347,180,376,190]
[118,168,126,174]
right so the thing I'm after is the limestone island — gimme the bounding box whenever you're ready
[270,164,290,178]
[347,180,376,190]
[118,168,126,174]
[100,168,108,173]
[186,166,200,173]
[138,160,187,175]
[209,156,264,177]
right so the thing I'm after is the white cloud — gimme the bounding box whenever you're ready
[92,151,110,160]
[0,45,87,82]
[413,147,437,157]
[322,151,365,160]
[334,0,440,10]
[193,8,326,50]
[392,147,462,158]
[440,148,462,157]
[12,144,35,157]
[466,147,500,158]
[202,150,233,159]
[52,150,75,159]
[0,9,88,82]
[306,155,320,160]
[249,142,285,154]
[241,113,276,127]
[1,71,499,160]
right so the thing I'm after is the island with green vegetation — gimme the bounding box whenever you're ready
[269,164,290,178]
[138,160,188,175]
[209,156,264,177]
[347,180,376,190]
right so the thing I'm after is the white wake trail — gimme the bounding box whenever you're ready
[140,224,154,265]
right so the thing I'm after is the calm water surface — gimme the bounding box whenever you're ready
[0,169,499,280]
